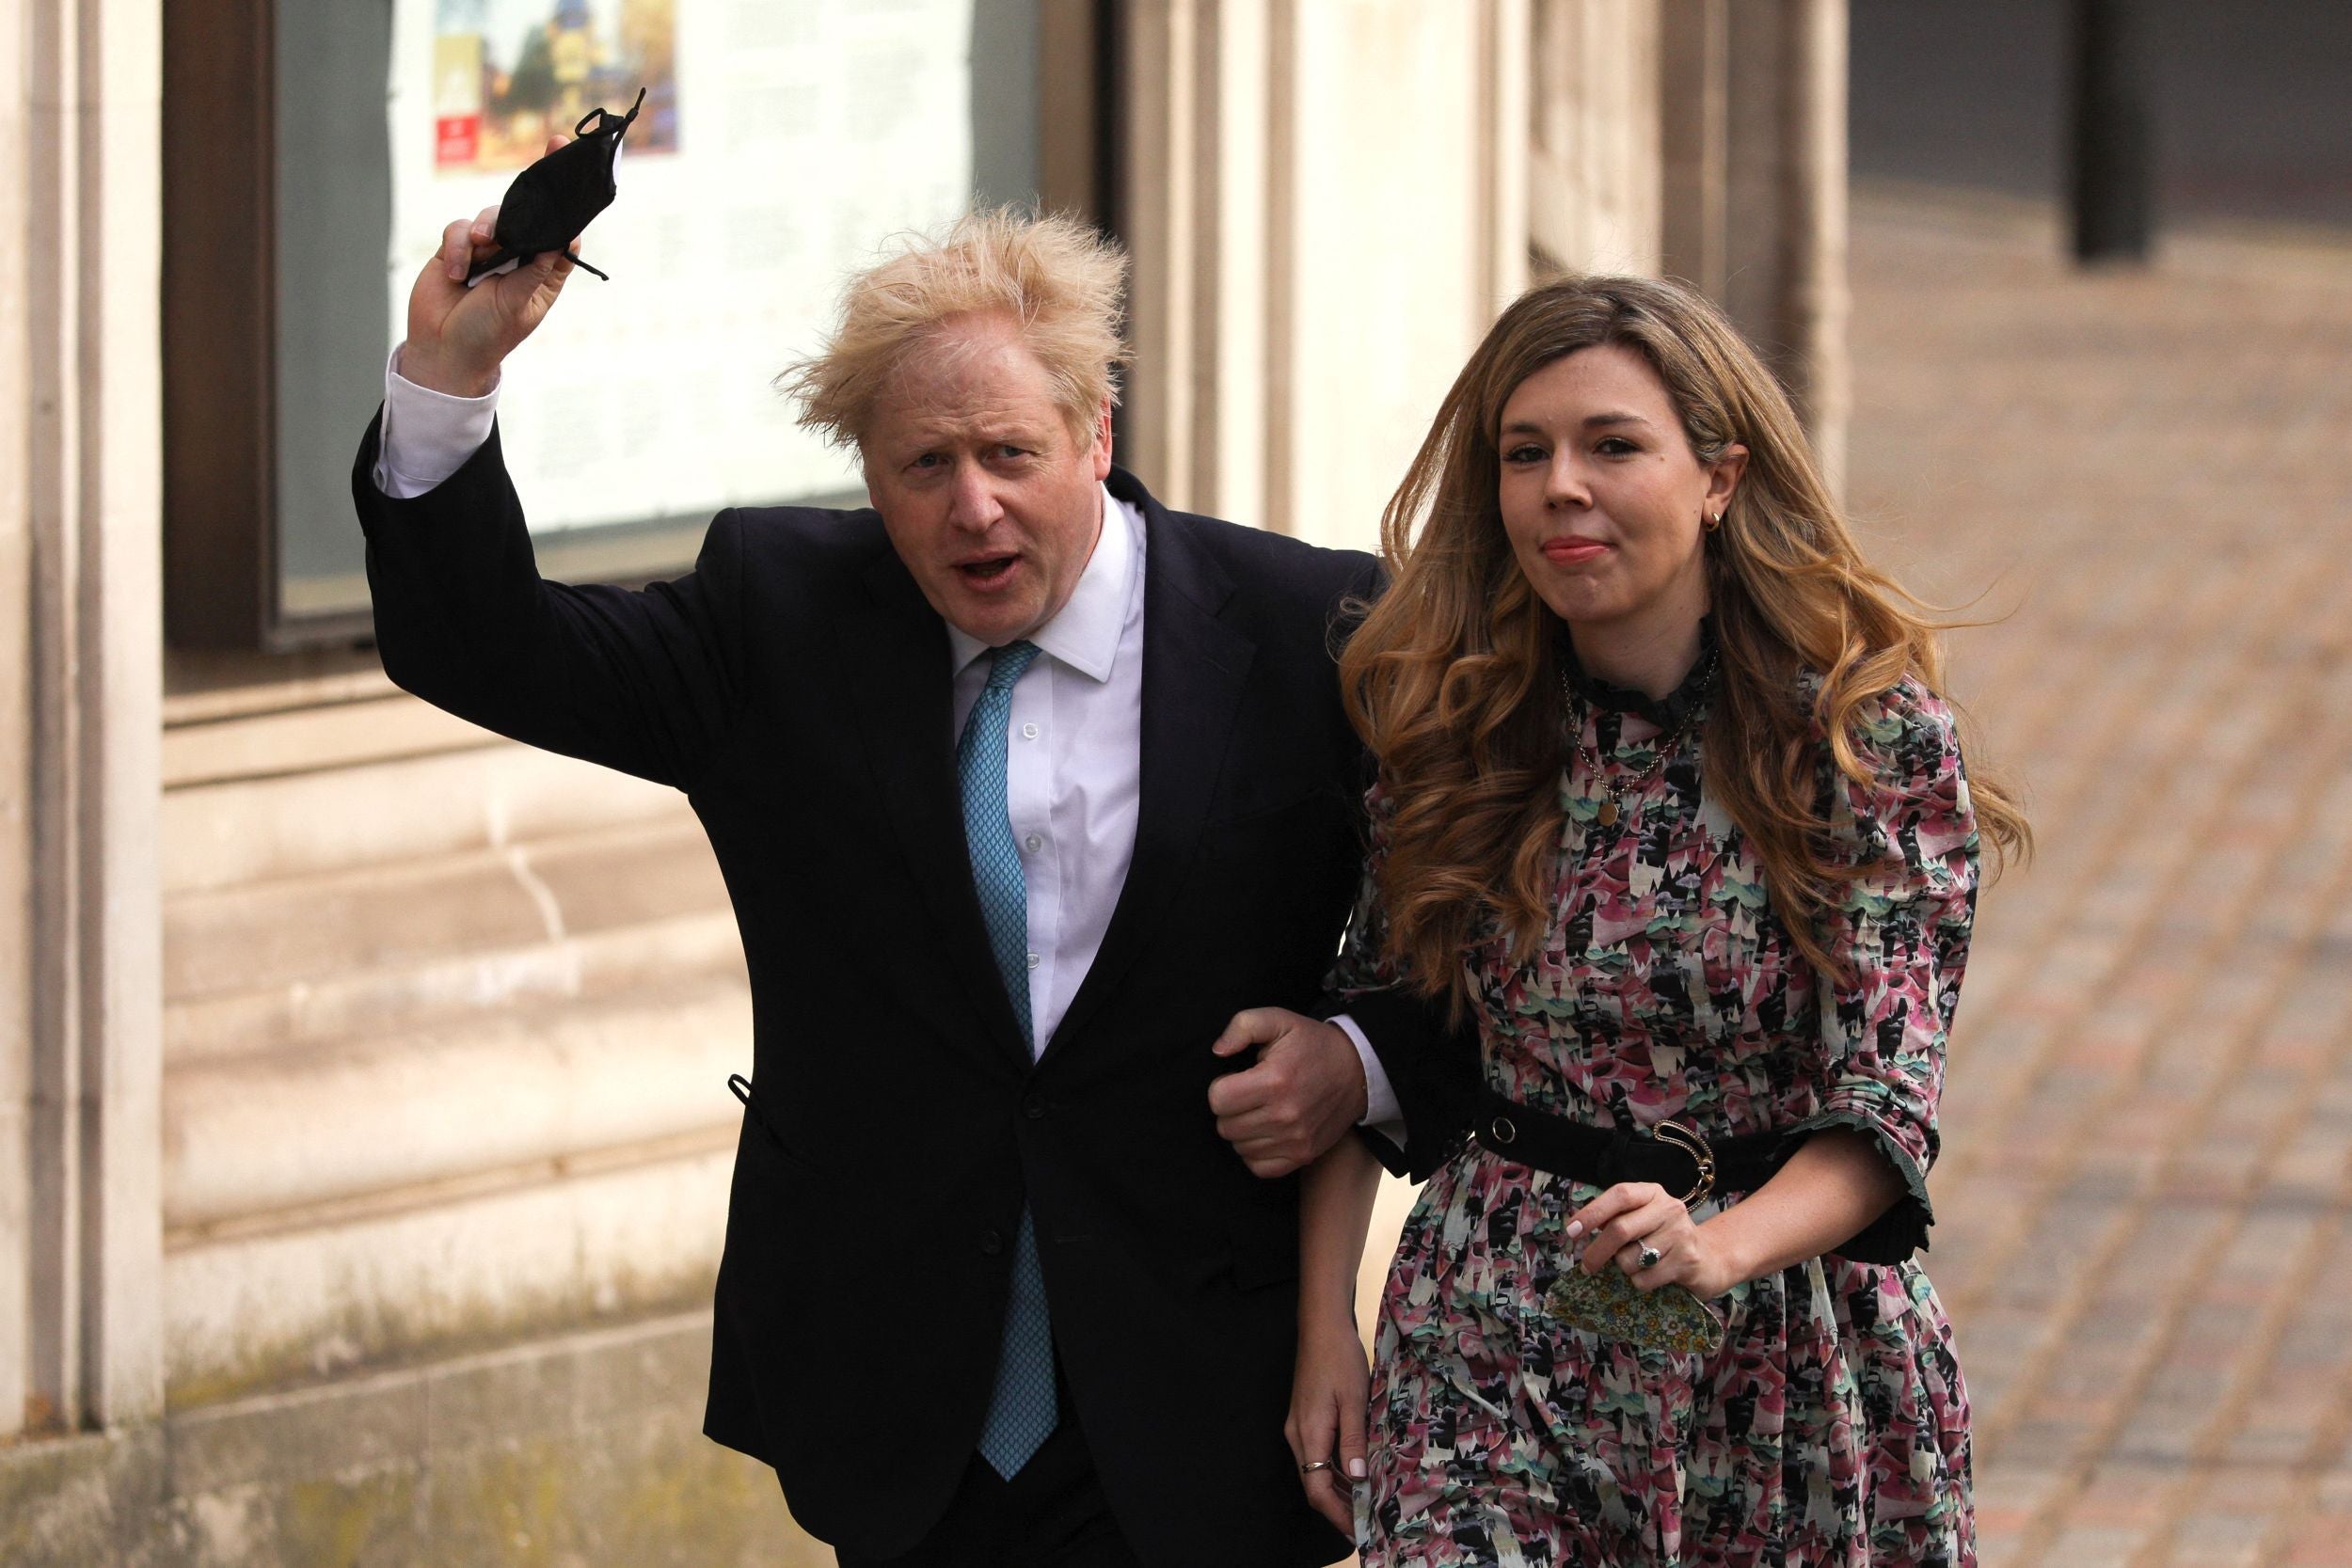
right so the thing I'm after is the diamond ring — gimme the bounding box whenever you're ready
[1636,1244,1663,1270]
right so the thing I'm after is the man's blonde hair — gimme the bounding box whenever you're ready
[782,208,1130,451]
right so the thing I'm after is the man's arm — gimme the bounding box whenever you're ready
[1327,988,1481,1180]
[1326,1014,1404,1142]
[374,346,499,499]
[1207,1009,1373,1179]
[1205,996,1475,1180]
[355,177,746,790]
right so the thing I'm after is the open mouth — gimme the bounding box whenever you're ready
[958,555,1020,584]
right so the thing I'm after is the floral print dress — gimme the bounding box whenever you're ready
[1338,660,1979,1568]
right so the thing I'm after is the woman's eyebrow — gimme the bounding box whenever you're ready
[1500,411,1653,437]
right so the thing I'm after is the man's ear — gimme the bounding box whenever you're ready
[1089,397,1115,482]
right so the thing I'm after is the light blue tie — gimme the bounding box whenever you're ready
[959,640,1057,1478]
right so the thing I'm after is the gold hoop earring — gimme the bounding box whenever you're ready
[1704,511,1724,533]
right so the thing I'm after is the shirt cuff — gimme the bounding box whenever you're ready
[1328,1012,1406,1144]
[374,343,501,499]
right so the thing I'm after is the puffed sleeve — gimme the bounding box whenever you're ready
[1325,784,1482,1180]
[1788,680,1979,1262]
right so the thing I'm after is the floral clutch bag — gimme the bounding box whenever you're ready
[1543,1266,1725,1355]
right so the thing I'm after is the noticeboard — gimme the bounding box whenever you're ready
[167,0,1054,650]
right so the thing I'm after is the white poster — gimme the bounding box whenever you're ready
[388,0,978,534]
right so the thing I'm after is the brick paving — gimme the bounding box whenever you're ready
[1847,188,2352,1568]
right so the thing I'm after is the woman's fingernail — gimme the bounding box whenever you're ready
[1349,1458,1367,1479]
[1565,1220,1583,1240]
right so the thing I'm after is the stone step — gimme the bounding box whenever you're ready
[162,975,751,1230]
[163,1136,737,1409]
[163,816,727,1003]
[163,736,686,897]
[162,689,489,790]
[164,909,745,1066]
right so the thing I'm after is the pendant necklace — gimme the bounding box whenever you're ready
[1559,646,1716,833]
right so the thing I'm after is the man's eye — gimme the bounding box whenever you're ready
[994,444,1027,460]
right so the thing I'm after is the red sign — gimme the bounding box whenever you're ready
[435,115,480,168]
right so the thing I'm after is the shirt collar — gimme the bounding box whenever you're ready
[946,482,1136,684]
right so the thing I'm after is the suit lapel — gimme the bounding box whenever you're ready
[1043,476,1254,1061]
[841,550,1033,1067]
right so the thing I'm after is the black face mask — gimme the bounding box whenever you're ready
[466,87,645,286]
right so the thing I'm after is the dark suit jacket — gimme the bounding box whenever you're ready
[351,422,1460,1566]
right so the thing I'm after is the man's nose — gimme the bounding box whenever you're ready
[945,460,1006,531]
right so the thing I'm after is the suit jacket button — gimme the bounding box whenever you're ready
[1025,1101,1046,1120]
[979,1229,1005,1256]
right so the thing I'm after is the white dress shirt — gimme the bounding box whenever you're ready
[946,489,1144,1053]
[372,356,1402,1111]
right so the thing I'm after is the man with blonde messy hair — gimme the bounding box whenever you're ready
[787,208,1129,456]
[351,196,1460,1568]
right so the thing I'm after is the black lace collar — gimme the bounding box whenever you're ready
[1559,621,1718,732]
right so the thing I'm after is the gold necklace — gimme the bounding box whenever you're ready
[1558,647,1715,831]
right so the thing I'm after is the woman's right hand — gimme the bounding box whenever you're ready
[1285,1313,1371,1537]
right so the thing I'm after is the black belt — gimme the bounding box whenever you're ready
[1468,1087,1918,1265]
[1472,1087,1786,1202]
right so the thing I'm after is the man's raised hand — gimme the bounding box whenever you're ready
[399,135,580,398]
[1208,1008,1371,1178]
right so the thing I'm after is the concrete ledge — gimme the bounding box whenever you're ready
[165,847,556,1002]
[162,817,726,1005]
[0,1428,168,1567]
[165,911,744,1065]
[161,693,491,790]
[164,1141,735,1406]
[0,1313,830,1567]
[162,743,686,898]
[163,977,750,1227]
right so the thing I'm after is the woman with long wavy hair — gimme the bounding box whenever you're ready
[1284,274,2029,1567]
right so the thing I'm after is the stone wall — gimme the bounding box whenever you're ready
[1,1310,826,1566]
[155,672,745,1410]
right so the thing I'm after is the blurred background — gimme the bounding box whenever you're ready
[2,1,2347,1563]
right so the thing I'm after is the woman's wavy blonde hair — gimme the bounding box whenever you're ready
[1342,273,2029,1005]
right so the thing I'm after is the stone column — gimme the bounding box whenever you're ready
[1660,0,1729,298]
[8,0,167,1438]
[1119,0,1270,524]
[1663,0,1848,493]
[1782,0,1851,494]
[1480,0,1536,313]
[1120,0,1518,548]
[1,0,33,1446]
[1528,0,1663,279]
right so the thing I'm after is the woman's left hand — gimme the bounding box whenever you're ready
[1285,1314,1371,1536]
[1566,1181,1741,1300]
